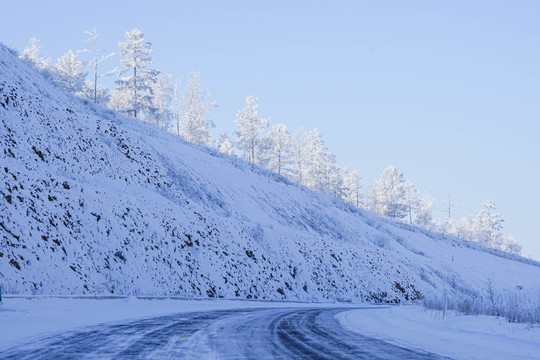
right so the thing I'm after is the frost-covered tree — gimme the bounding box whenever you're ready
[267,123,292,176]
[343,170,362,207]
[365,182,378,213]
[84,28,116,103]
[54,50,87,94]
[78,80,110,105]
[172,80,181,135]
[115,29,159,119]
[20,37,52,70]
[371,165,408,220]
[302,129,343,196]
[108,87,131,112]
[405,181,419,225]
[291,127,310,184]
[147,73,173,128]
[304,128,329,192]
[415,193,434,230]
[441,192,462,228]
[178,72,217,146]
[471,199,505,247]
[450,200,521,255]
[327,158,345,198]
[454,216,473,239]
[234,95,269,164]
[217,134,235,156]
[499,235,521,255]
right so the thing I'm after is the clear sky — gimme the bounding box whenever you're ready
[1,0,539,259]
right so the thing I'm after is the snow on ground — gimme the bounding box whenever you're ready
[4,297,539,359]
[0,296,357,350]
[337,305,540,360]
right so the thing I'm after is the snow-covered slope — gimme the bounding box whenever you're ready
[1,44,538,301]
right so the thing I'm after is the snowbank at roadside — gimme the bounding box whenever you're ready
[336,305,540,360]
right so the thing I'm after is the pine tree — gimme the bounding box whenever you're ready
[267,123,292,176]
[178,71,217,146]
[54,50,87,94]
[83,28,116,103]
[115,29,159,119]
[234,95,269,164]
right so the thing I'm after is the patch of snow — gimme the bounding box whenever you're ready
[337,305,540,360]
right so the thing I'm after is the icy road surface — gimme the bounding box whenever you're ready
[0,307,449,359]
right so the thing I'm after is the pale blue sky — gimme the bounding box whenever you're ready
[2,1,539,259]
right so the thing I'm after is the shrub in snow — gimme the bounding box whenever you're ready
[423,282,540,324]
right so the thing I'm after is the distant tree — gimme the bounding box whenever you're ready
[437,192,463,235]
[108,87,131,112]
[54,50,87,94]
[415,193,434,230]
[234,95,269,164]
[442,192,461,224]
[364,182,379,213]
[452,199,521,254]
[472,199,504,247]
[302,128,343,196]
[115,29,159,119]
[372,165,408,220]
[405,181,419,225]
[327,158,345,198]
[83,28,116,103]
[304,128,329,192]
[20,37,52,70]
[499,235,521,255]
[291,127,310,185]
[171,79,181,135]
[217,134,235,156]
[267,123,292,176]
[147,73,173,128]
[79,80,110,105]
[178,71,217,146]
[454,216,473,239]
[343,170,362,207]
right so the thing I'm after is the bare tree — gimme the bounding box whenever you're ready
[84,28,116,103]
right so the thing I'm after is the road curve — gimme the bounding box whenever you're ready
[0,307,451,359]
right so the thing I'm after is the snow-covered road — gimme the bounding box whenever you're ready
[0,307,448,359]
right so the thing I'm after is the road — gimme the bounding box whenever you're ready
[0,307,451,359]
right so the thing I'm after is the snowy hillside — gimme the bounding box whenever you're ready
[1,43,539,302]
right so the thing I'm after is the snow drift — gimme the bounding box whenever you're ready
[1,43,539,302]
